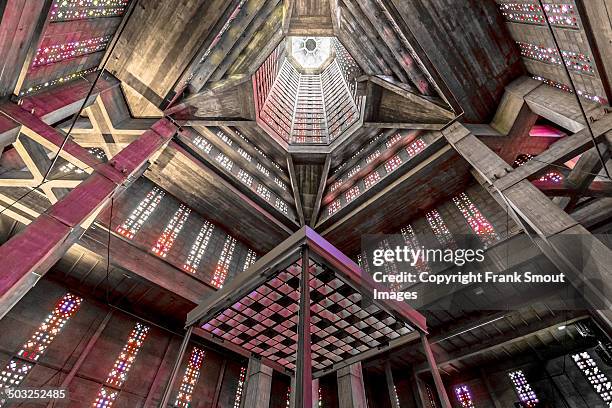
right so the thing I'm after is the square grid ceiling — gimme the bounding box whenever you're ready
[190,227,426,375]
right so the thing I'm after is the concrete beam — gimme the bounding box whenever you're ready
[0,107,177,318]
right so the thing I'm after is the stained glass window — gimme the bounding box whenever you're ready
[274,177,288,191]
[237,169,254,187]
[512,153,533,168]
[0,359,33,392]
[572,351,612,407]
[538,171,564,183]
[152,204,190,258]
[386,133,402,149]
[211,236,237,289]
[50,0,130,22]
[364,171,381,189]
[243,249,257,271]
[425,385,438,408]
[18,293,82,361]
[454,385,475,408]
[425,209,455,248]
[329,180,343,193]
[183,221,214,274]
[256,184,271,201]
[19,67,98,96]
[216,152,234,171]
[532,75,606,104]
[509,370,539,407]
[256,163,270,177]
[237,148,252,162]
[1,293,81,403]
[93,323,150,407]
[400,225,429,273]
[92,387,118,408]
[517,42,593,74]
[347,165,361,179]
[116,187,165,239]
[33,35,112,67]
[328,199,341,216]
[366,150,381,164]
[498,3,546,24]
[59,162,85,174]
[88,147,107,161]
[174,347,205,408]
[345,185,360,203]
[285,386,291,408]
[542,3,578,28]
[217,131,233,146]
[452,192,499,247]
[406,139,427,158]
[275,197,289,214]
[193,136,213,154]
[232,366,247,408]
[384,155,403,173]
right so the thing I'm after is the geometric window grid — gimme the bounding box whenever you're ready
[384,155,403,173]
[542,3,579,28]
[243,249,257,271]
[217,131,233,146]
[237,147,252,162]
[275,197,288,214]
[366,150,381,164]
[572,351,612,407]
[400,224,430,273]
[152,204,191,258]
[49,0,129,22]
[274,177,287,191]
[256,162,270,177]
[452,192,499,247]
[193,136,213,154]
[329,180,343,193]
[183,221,215,274]
[116,187,165,239]
[256,184,271,201]
[406,139,427,158]
[33,35,112,67]
[498,3,546,25]
[386,133,402,149]
[0,359,34,398]
[538,171,564,184]
[425,209,456,248]
[93,322,150,408]
[18,293,83,361]
[232,366,247,408]
[216,152,234,171]
[425,385,438,408]
[345,185,360,203]
[174,347,205,408]
[237,169,254,187]
[347,164,361,178]
[509,370,539,408]
[454,385,475,408]
[211,236,237,289]
[328,199,341,216]
[517,41,593,74]
[364,171,381,189]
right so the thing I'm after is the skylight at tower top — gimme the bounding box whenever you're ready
[289,37,333,72]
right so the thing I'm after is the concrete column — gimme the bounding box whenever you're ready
[420,333,452,408]
[241,358,273,408]
[337,362,367,408]
[384,362,400,408]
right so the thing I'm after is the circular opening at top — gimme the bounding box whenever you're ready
[305,39,317,52]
